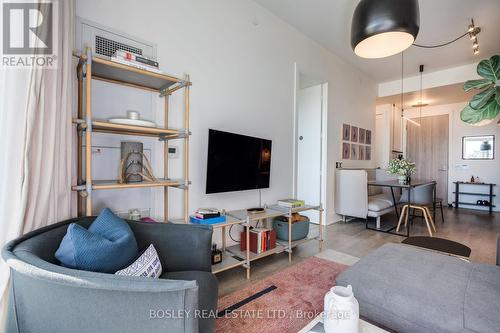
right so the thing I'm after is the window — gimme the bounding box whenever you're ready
[462,135,495,160]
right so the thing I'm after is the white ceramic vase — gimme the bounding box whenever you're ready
[324,285,359,333]
[398,175,407,184]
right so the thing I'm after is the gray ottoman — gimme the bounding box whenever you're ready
[336,243,500,333]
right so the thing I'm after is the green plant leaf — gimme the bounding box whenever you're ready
[496,87,500,106]
[461,100,500,125]
[463,79,493,92]
[477,55,500,82]
[469,86,495,109]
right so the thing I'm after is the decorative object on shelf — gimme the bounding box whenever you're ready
[277,199,305,208]
[342,143,350,160]
[190,215,226,225]
[463,135,495,160]
[240,228,276,254]
[211,244,223,265]
[460,55,500,126]
[246,207,265,214]
[350,0,419,59]
[335,161,343,169]
[324,284,360,333]
[387,158,416,184]
[118,142,157,183]
[471,175,476,183]
[108,110,157,128]
[128,208,141,220]
[342,124,351,141]
[273,214,309,241]
[194,208,221,219]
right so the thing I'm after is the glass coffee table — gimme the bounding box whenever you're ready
[298,312,388,333]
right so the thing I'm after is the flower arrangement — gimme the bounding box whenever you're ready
[387,158,416,184]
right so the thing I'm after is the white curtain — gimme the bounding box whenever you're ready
[0,0,75,329]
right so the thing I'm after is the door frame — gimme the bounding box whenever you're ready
[292,63,328,223]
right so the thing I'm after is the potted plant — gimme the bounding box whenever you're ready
[387,158,416,184]
[460,55,500,126]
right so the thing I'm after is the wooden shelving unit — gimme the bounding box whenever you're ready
[74,48,191,221]
[170,204,323,279]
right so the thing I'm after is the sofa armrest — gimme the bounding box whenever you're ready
[128,221,213,272]
[3,255,200,333]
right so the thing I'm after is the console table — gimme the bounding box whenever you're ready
[453,182,496,213]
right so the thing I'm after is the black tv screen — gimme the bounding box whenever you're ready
[206,129,272,194]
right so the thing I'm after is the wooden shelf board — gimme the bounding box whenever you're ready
[212,252,245,274]
[91,56,185,91]
[90,178,184,190]
[226,244,286,262]
[267,204,321,215]
[92,120,182,137]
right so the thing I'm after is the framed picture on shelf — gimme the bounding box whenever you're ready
[359,145,365,160]
[342,142,350,159]
[351,144,358,160]
[342,124,351,141]
[351,126,358,142]
[365,146,371,160]
[359,128,366,144]
[366,130,372,145]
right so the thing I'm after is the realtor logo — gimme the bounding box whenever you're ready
[1,0,58,67]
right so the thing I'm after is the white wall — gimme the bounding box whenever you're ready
[76,0,377,234]
[378,63,481,97]
[404,103,500,211]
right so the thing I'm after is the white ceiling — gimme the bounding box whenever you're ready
[254,0,500,83]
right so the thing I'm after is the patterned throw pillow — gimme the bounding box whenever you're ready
[115,244,162,278]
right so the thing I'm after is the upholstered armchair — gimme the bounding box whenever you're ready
[2,217,218,333]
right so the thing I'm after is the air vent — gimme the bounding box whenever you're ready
[95,35,143,57]
[76,17,156,60]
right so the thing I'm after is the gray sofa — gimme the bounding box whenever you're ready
[336,242,500,333]
[2,217,218,333]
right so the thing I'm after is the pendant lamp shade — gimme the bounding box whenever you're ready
[351,0,420,58]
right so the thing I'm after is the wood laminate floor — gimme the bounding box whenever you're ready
[217,207,500,297]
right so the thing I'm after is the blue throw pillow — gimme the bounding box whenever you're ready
[55,208,139,273]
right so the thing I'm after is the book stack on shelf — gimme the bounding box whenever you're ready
[110,50,163,74]
[190,208,226,225]
[278,199,305,208]
[240,228,276,254]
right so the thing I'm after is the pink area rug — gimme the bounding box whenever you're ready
[216,256,348,333]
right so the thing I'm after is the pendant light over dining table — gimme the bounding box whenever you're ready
[351,0,420,58]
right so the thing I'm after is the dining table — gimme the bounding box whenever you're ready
[367,179,437,237]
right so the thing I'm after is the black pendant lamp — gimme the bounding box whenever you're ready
[351,0,420,58]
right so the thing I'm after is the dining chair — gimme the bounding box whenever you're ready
[396,183,437,236]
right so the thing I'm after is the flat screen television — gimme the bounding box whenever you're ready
[206,129,272,194]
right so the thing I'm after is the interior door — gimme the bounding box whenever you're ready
[296,85,322,223]
[406,114,449,202]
